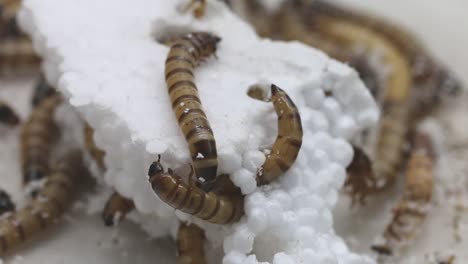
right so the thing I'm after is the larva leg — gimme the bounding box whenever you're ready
[177,222,207,264]
[248,84,303,186]
[0,100,20,126]
[84,123,106,170]
[164,32,221,192]
[102,191,134,227]
[20,93,63,189]
[31,74,57,108]
[0,150,87,257]
[148,157,244,225]
[371,131,434,256]
[0,189,15,216]
[184,0,206,18]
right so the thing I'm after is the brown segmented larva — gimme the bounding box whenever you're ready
[184,0,206,18]
[0,36,40,76]
[164,32,221,192]
[84,123,106,170]
[148,157,244,225]
[248,84,303,186]
[371,131,434,256]
[20,93,62,188]
[0,100,19,126]
[177,222,207,264]
[0,189,15,216]
[0,150,86,257]
[102,192,134,227]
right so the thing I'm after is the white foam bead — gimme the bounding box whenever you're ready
[242,150,266,173]
[232,168,257,194]
[302,249,337,264]
[224,252,248,264]
[321,97,342,122]
[268,189,293,210]
[273,253,295,264]
[245,192,267,213]
[302,109,330,132]
[219,146,243,174]
[223,225,255,254]
[295,226,318,248]
[246,208,269,233]
[329,138,354,167]
[333,115,358,140]
[296,209,320,227]
[242,255,260,264]
[302,85,325,109]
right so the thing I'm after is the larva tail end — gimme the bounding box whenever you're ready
[102,213,116,227]
[371,244,393,256]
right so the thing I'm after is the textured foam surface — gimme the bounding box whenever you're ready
[18,0,379,263]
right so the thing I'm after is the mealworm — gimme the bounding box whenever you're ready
[177,222,207,264]
[20,93,62,188]
[84,123,106,170]
[102,191,134,227]
[0,100,19,126]
[248,84,303,186]
[31,74,57,107]
[148,158,244,225]
[371,131,434,256]
[164,32,221,192]
[0,150,86,257]
[0,36,40,76]
[0,189,14,216]
[184,0,206,18]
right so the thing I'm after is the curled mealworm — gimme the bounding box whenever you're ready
[177,222,207,264]
[102,191,134,227]
[0,100,19,126]
[164,32,221,192]
[0,189,14,216]
[20,93,62,189]
[148,157,244,225]
[371,131,434,256]
[248,84,303,186]
[0,150,87,257]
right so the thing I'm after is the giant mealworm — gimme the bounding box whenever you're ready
[177,222,207,264]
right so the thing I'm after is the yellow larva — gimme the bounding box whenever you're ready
[177,222,207,264]
[102,192,134,227]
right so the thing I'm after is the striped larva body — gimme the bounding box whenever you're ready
[84,123,106,170]
[148,159,244,225]
[102,192,134,227]
[248,84,303,186]
[0,36,40,76]
[164,32,221,192]
[31,74,57,107]
[184,0,206,18]
[0,190,14,216]
[20,93,62,187]
[177,222,207,264]
[0,151,86,257]
[371,131,434,256]
[0,100,19,126]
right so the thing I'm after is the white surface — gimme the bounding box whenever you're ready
[10,0,379,263]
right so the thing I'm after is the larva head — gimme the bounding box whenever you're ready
[0,190,15,215]
[191,32,221,58]
[0,103,20,126]
[148,155,164,178]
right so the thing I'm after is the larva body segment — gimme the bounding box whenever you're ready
[177,222,207,264]
[148,160,244,225]
[250,84,303,186]
[372,131,434,256]
[0,150,86,257]
[102,192,134,227]
[0,190,14,216]
[20,93,63,187]
[185,0,206,18]
[164,32,221,192]
[0,36,40,76]
[0,100,19,126]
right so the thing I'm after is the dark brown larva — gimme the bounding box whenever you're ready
[0,189,15,216]
[20,93,62,188]
[371,131,434,256]
[164,32,221,192]
[0,100,20,126]
[177,222,207,264]
[102,192,134,227]
[0,150,86,257]
[0,36,40,76]
[248,84,303,186]
[31,74,57,107]
[148,158,244,225]
[84,123,106,170]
